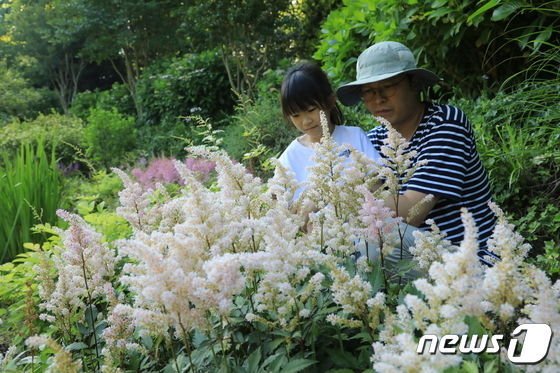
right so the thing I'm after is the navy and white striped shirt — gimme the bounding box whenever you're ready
[367,103,498,265]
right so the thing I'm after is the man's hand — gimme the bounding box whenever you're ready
[385,190,437,227]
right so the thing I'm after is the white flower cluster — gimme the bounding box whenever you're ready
[39,210,117,326]
[38,111,560,372]
[373,206,560,371]
[25,335,82,373]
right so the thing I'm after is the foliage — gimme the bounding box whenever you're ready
[178,0,298,97]
[0,142,63,264]
[0,113,85,165]
[84,107,137,169]
[132,50,235,157]
[69,83,136,122]
[138,50,235,123]
[0,60,55,123]
[282,0,344,59]
[0,230,58,349]
[314,0,560,96]
[453,37,559,260]
[67,170,125,214]
[222,92,298,178]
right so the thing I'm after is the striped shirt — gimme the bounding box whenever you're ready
[367,103,498,265]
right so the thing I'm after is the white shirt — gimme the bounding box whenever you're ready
[278,125,381,199]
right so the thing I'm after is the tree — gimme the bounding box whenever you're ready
[47,0,187,117]
[2,0,86,113]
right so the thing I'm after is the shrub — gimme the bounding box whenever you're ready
[222,93,298,177]
[454,78,560,259]
[132,50,236,157]
[84,108,137,168]
[66,170,125,214]
[69,83,136,122]
[0,60,56,123]
[0,142,63,263]
[0,113,85,165]
[314,0,559,97]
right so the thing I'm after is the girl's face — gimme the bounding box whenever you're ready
[289,106,326,143]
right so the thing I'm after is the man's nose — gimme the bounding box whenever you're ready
[373,91,387,103]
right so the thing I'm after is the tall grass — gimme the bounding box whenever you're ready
[0,141,63,263]
[459,19,560,258]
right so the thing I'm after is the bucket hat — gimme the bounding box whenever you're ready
[336,41,441,106]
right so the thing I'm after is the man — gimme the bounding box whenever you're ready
[337,41,498,265]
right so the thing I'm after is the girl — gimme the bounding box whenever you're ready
[278,61,380,198]
[277,61,423,281]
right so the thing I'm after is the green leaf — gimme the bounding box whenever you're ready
[431,0,448,8]
[280,358,317,373]
[245,347,262,372]
[394,259,416,275]
[461,360,479,373]
[65,342,88,351]
[467,0,500,24]
[326,349,361,369]
[491,4,519,21]
[533,26,553,50]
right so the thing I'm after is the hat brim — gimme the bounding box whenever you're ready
[336,68,441,106]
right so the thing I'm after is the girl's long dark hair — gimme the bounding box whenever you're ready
[280,61,344,126]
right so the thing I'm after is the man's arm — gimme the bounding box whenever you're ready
[385,189,437,227]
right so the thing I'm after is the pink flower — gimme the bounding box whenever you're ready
[131,157,216,188]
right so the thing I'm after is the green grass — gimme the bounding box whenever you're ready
[0,141,63,263]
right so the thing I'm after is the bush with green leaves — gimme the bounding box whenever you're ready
[0,142,63,264]
[314,0,559,96]
[222,92,298,178]
[0,60,55,124]
[0,113,85,165]
[84,108,137,169]
[131,50,236,157]
[456,86,559,259]
[69,83,136,122]
[452,39,560,270]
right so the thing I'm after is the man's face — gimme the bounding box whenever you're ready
[360,74,419,129]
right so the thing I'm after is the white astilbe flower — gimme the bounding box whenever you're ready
[409,219,455,271]
[376,116,419,191]
[327,264,387,331]
[482,202,532,323]
[375,116,428,226]
[40,210,116,325]
[519,270,560,372]
[268,158,301,210]
[358,186,401,258]
[102,304,142,366]
[410,210,490,333]
[173,162,229,257]
[188,146,267,254]
[373,210,491,372]
[372,332,462,373]
[25,335,82,373]
[112,168,169,233]
[200,253,246,314]
[119,230,212,336]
